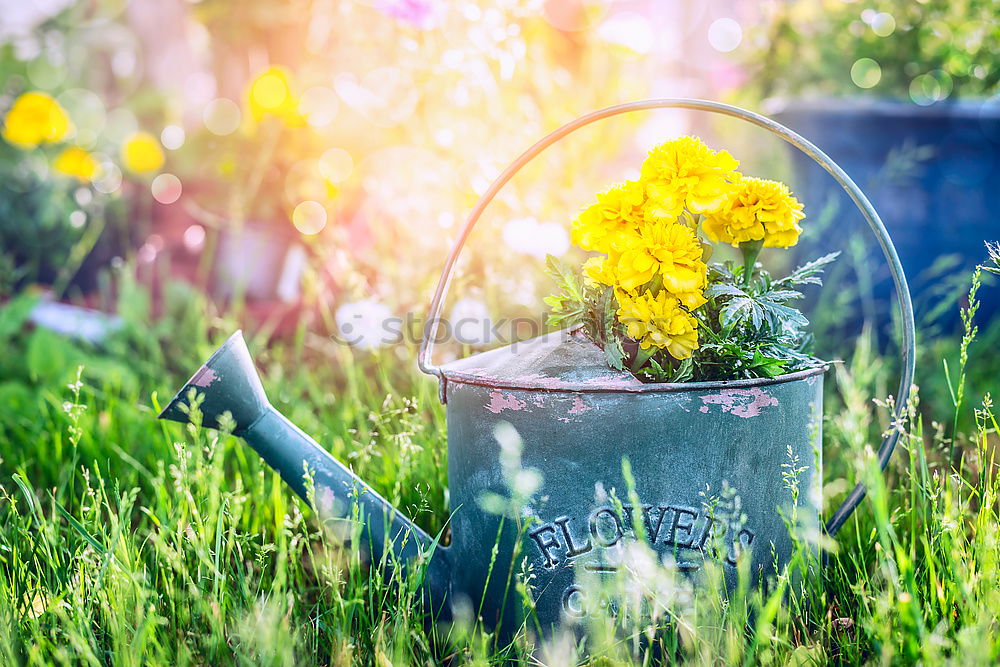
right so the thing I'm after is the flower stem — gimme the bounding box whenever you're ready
[740,239,764,289]
[630,346,654,374]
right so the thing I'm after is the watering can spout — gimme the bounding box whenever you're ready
[158,331,451,618]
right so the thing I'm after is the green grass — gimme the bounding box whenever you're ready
[1,269,1000,665]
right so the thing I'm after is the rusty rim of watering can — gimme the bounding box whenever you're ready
[418,98,917,537]
[439,364,828,394]
[437,326,828,394]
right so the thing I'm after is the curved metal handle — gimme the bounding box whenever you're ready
[418,98,916,536]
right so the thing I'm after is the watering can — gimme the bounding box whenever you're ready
[159,100,916,635]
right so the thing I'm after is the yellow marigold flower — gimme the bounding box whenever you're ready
[571,180,644,253]
[121,132,165,173]
[1,91,72,149]
[247,66,305,126]
[617,289,699,360]
[673,289,708,311]
[703,176,806,248]
[582,256,617,287]
[53,146,101,182]
[611,221,707,293]
[640,136,740,218]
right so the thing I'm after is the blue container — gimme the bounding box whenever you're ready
[438,328,825,635]
[771,99,1000,326]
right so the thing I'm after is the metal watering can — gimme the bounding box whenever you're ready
[159,100,916,635]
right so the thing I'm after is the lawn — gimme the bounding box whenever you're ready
[1,263,998,666]
[5,0,1000,664]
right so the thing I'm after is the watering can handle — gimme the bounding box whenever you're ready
[417,98,916,537]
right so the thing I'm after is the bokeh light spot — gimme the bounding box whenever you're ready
[69,211,86,228]
[299,86,339,127]
[851,58,882,89]
[58,89,106,147]
[599,12,653,55]
[93,161,123,194]
[503,217,570,259]
[318,148,353,183]
[910,70,953,105]
[292,200,327,235]
[160,125,185,150]
[138,242,157,264]
[251,73,288,109]
[203,98,241,136]
[335,299,395,350]
[434,128,455,147]
[871,12,895,37]
[184,72,217,105]
[708,18,742,53]
[183,224,206,252]
[112,50,137,78]
[138,236,163,264]
[74,188,93,206]
[27,57,66,89]
[151,173,182,204]
[102,108,138,144]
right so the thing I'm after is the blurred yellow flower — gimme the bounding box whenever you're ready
[1,91,72,149]
[53,146,101,182]
[121,132,165,173]
[247,66,305,126]
[703,177,805,248]
[640,136,740,218]
[616,289,699,359]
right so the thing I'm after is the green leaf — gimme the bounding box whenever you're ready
[775,252,840,288]
[983,241,1000,276]
[704,284,748,299]
[544,254,588,328]
[760,289,803,304]
[601,287,618,341]
[545,255,584,299]
[748,350,788,378]
[719,296,760,330]
[756,299,808,329]
[0,293,38,340]
[668,357,694,382]
[604,338,626,371]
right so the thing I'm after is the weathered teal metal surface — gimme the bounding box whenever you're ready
[440,329,824,634]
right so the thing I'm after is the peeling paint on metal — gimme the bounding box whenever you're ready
[567,396,593,415]
[698,387,778,418]
[485,389,528,414]
[190,367,218,387]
